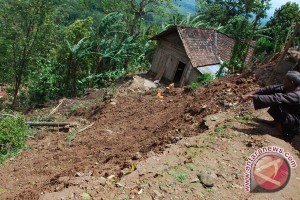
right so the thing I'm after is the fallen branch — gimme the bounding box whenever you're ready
[76,122,95,134]
[48,98,66,116]
[0,114,17,118]
[26,122,75,127]
[66,122,95,141]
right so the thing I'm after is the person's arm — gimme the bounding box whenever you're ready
[255,85,285,95]
[253,91,300,109]
[240,85,285,103]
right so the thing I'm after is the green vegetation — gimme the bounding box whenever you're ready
[0,115,30,162]
[168,165,190,183]
[236,113,257,124]
[0,0,298,108]
[187,73,214,90]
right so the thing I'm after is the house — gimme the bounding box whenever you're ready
[150,26,254,86]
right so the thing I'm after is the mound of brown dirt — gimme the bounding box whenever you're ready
[0,72,260,199]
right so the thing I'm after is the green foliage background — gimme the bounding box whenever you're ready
[0,0,298,107]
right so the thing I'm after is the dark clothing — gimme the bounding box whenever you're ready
[253,85,300,142]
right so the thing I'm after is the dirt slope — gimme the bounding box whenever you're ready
[0,72,299,199]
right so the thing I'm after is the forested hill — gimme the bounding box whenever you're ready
[0,0,299,109]
[175,0,196,14]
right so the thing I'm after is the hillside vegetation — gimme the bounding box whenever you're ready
[0,0,299,108]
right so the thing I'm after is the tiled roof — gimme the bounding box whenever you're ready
[178,26,220,67]
[152,26,235,67]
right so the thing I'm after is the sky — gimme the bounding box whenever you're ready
[180,0,300,18]
[268,0,300,16]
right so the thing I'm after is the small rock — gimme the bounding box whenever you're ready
[210,116,218,121]
[246,141,253,147]
[121,168,129,176]
[99,177,106,186]
[75,172,83,177]
[190,178,199,183]
[231,183,243,189]
[81,193,91,200]
[132,152,142,160]
[153,190,163,197]
[197,171,216,188]
[184,114,193,122]
[138,189,143,195]
[172,136,182,143]
[110,102,117,106]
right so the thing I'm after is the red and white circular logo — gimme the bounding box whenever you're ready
[252,153,291,191]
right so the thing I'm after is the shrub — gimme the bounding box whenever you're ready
[0,115,30,162]
[186,73,214,90]
[196,73,214,86]
[27,58,62,107]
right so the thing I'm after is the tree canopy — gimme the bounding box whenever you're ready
[0,0,298,107]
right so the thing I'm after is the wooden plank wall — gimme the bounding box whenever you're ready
[187,68,201,84]
[151,39,189,81]
[179,62,193,86]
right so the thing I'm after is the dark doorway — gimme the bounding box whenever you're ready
[173,62,186,84]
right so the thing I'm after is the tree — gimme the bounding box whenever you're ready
[243,0,271,64]
[0,0,53,105]
[97,0,174,37]
[195,0,246,26]
[266,2,300,52]
[64,17,94,96]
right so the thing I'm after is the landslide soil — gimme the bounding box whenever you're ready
[0,72,297,200]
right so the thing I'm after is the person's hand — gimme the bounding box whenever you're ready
[240,92,255,103]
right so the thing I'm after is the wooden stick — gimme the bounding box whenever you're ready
[26,122,75,127]
[76,122,95,134]
[48,98,66,116]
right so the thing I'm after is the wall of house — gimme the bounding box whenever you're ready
[151,35,189,81]
[187,68,201,84]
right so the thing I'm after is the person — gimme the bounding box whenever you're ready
[241,71,300,148]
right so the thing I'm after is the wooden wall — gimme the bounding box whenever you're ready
[151,35,189,82]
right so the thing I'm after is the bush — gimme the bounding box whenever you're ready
[0,115,30,162]
[196,73,214,86]
[27,59,63,106]
[187,73,214,90]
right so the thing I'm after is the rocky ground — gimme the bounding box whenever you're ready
[0,69,299,200]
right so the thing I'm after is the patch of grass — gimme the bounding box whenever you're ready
[242,154,248,161]
[168,166,190,183]
[236,113,256,124]
[0,115,31,163]
[70,105,80,113]
[66,131,77,142]
[176,173,188,183]
[215,126,225,133]
[29,115,55,122]
[186,163,195,171]
[212,124,238,139]
[104,85,117,100]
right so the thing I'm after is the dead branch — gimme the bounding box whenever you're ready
[26,122,74,127]
[48,98,66,116]
[76,122,95,134]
